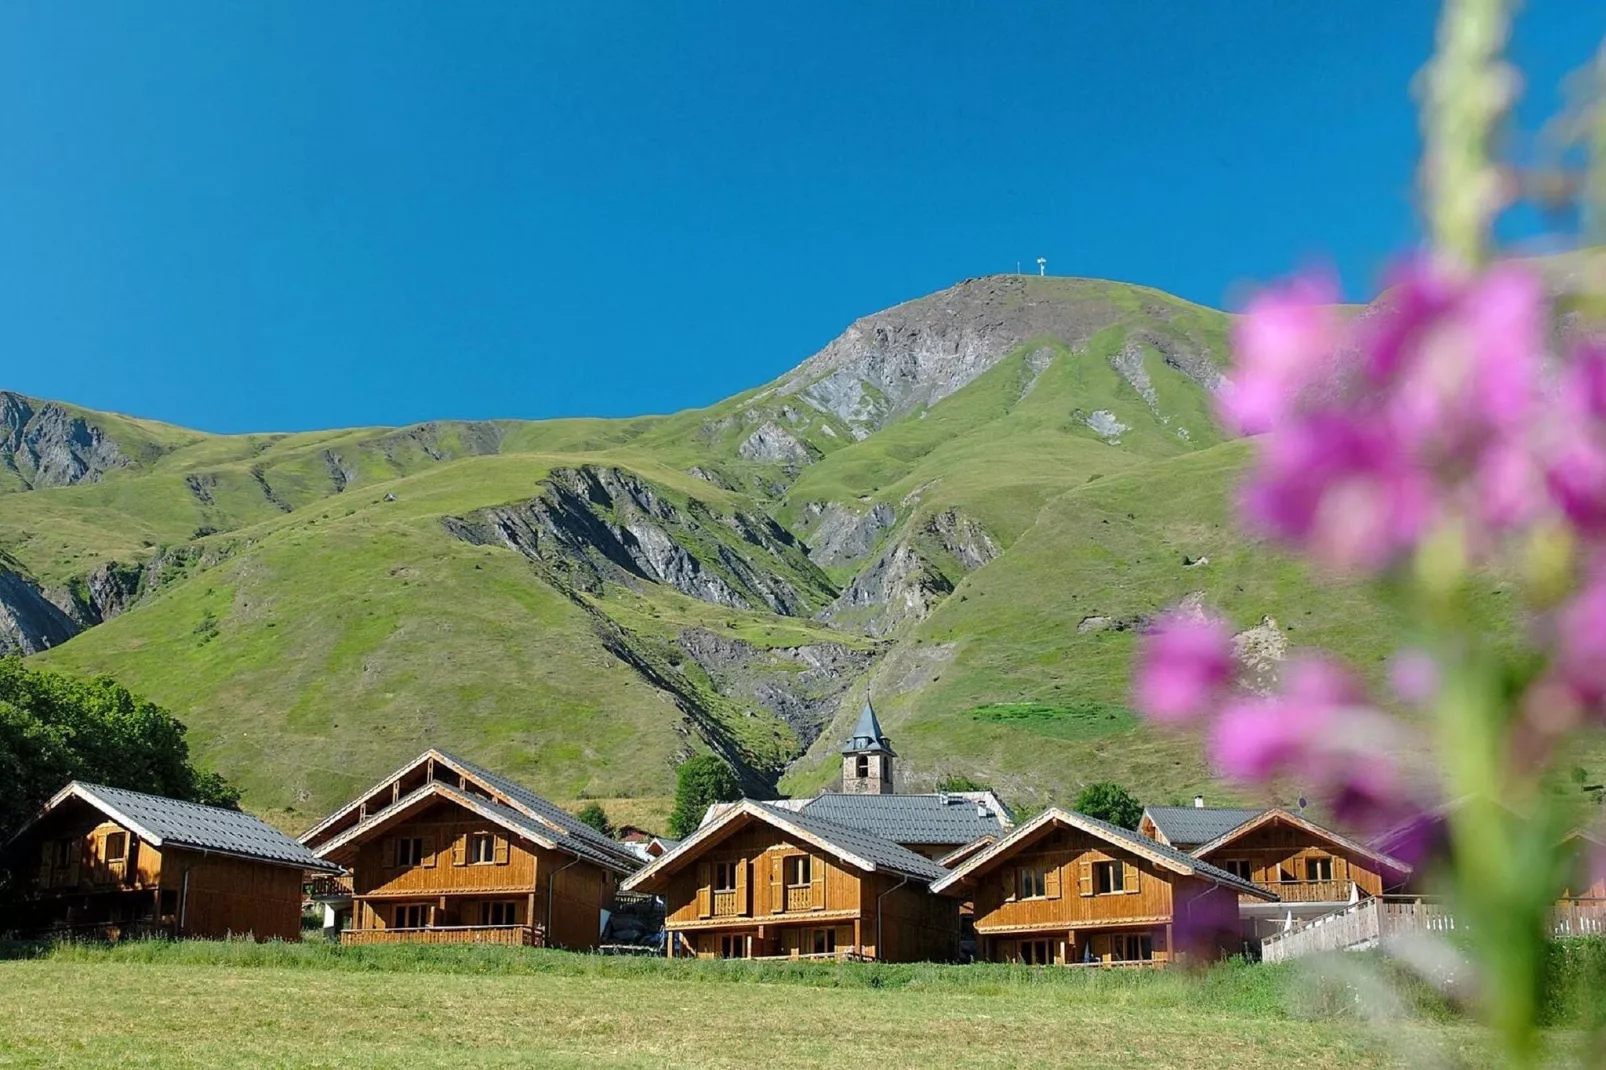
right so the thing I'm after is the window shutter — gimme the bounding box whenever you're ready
[734,858,749,915]
[697,862,713,918]
[1044,864,1062,900]
[493,835,510,865]
[37,843,51,887]
[420,835,437,868]
[125,839,140,886]
[66,839,81,887]
[1123,860,1139,894]
[810,854,825,910]
[382,837,396,868]
[452,835,467,867]
[1001,866,1015,901]
[1078,860,1094,897]
[770,854,786,913]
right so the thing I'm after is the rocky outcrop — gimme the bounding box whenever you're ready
[676,627,880,748]
[0,560,81,655]
[737,422,813,465]
[1232,615,1288,695]
[804,502,896,567]
[323,450,358,492]
[0,392,131,489]
[923,508,999,570]
[817,508,998,636]
[445,466,837,616]
[775,274,1182,438]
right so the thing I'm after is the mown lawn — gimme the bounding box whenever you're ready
[0,943,1539,1069]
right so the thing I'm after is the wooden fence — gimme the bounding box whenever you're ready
[1261,897,1606,963]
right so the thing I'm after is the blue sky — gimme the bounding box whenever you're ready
[1,4,1601,434]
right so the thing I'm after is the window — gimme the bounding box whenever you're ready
[1019,939,1053,965]
[394,837,425,867]
[1222,859,1254,882]
[52,839,72,868]
[714,861,741,891]
[1305,857,1333,882]
[393,904,427,929]
[1112,933,1154,961]
[1094,860,1125,894]
[469,832,496,865]
[480,901,517,926]
[785,856,812,887]
[104,832,128,863]
[719,934,749,959]
[1018,867,1047,899]
[855,755,869,779]
[810,927,837,955]
[159,889,178,917]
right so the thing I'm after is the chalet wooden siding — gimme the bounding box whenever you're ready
[5,783,332,942]
[1194,820,1388,900]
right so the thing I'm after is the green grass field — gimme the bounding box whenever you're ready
[0,941,1555,1069]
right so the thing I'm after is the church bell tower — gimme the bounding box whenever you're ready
[841,700,895,795]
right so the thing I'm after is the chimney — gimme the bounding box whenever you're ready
[1193,795,1205,809]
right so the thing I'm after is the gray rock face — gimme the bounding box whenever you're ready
[322,450,358,492]
[0,391,130,489]
[817,509,997,636]
[444,465,836,617]
[737,422,813,464]
[924,508,1000,570]
[676,627,880,748]
[804,502,896,567]
[1085,410,1129,442]
[1232,615,1288,695]
[776,274,1166,438]
[0,563,81,655]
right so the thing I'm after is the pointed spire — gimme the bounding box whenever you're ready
[841,699,896,756]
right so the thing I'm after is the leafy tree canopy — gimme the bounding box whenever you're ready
[1072,781,1143,830]
[667,755,740,838]
[574,802,613,838]
[0,657,240,845]
[935,773,989,793]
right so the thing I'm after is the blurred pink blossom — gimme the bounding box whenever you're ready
[1219,273,1342,435]
[1552,574,1606,709]
[1133,609,1234,723]
[1389,650,1441,707]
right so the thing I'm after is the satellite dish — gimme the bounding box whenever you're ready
[1297,796,1308,813]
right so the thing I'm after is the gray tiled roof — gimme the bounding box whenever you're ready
[761,803,948,883]
[1142,806,1265,847]
[435,752,639,868]
[798,792,1009,846]
[1074,811,1269,897]
[72,783,339,872]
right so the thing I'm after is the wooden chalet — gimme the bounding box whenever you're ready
[301,750,640,949]
[1179,807,1413,941]
[1,781,338,942]
[931,808,1276,965]
[621,799,960,962]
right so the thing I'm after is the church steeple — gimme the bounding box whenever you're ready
[841,700,895,795]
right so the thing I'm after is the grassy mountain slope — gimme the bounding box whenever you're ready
[12,271,1579,831]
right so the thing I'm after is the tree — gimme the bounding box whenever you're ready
[0,658,240,846]
[575,802,613,838]
[1073,782,1143,830]
[667,755,740,838]
[935,773,988,793]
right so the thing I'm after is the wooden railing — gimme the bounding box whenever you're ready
[785,886,814,912]
[752,949,871,963]
[1247,880,1355,904]
[1262,897,1606,963]
[303,875,353,900]
[341,924,543,947]
[711,890,742,917]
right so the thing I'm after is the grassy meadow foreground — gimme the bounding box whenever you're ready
[0,942,1587,1070]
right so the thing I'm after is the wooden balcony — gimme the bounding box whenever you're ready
[341,924,543,947]
[711,890,743,917]
[303,875,353,901]
[785,886,813,912]
[1245,879,1355,904]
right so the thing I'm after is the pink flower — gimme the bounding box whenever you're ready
[1209,697,1315,780]
[1552,576,1606,709]
[1544,430,1606,537]
[1388,650,1441,708]
[1241,413,1434,570]
[1221,272,1343,436]
[1133,608,1234,724]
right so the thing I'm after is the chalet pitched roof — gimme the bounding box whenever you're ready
[841,700,895,756]
[622,799,947,894]
[313,780,637,875]
[297,748,639,870]
[931,807,1277,900]
[1190,807,1413,876]
[796,791,1011,846]
[937,835,998,869]
[1141,805,1266,847]
[10,782,339,873]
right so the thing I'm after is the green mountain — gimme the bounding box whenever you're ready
[4,272,1589,830]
